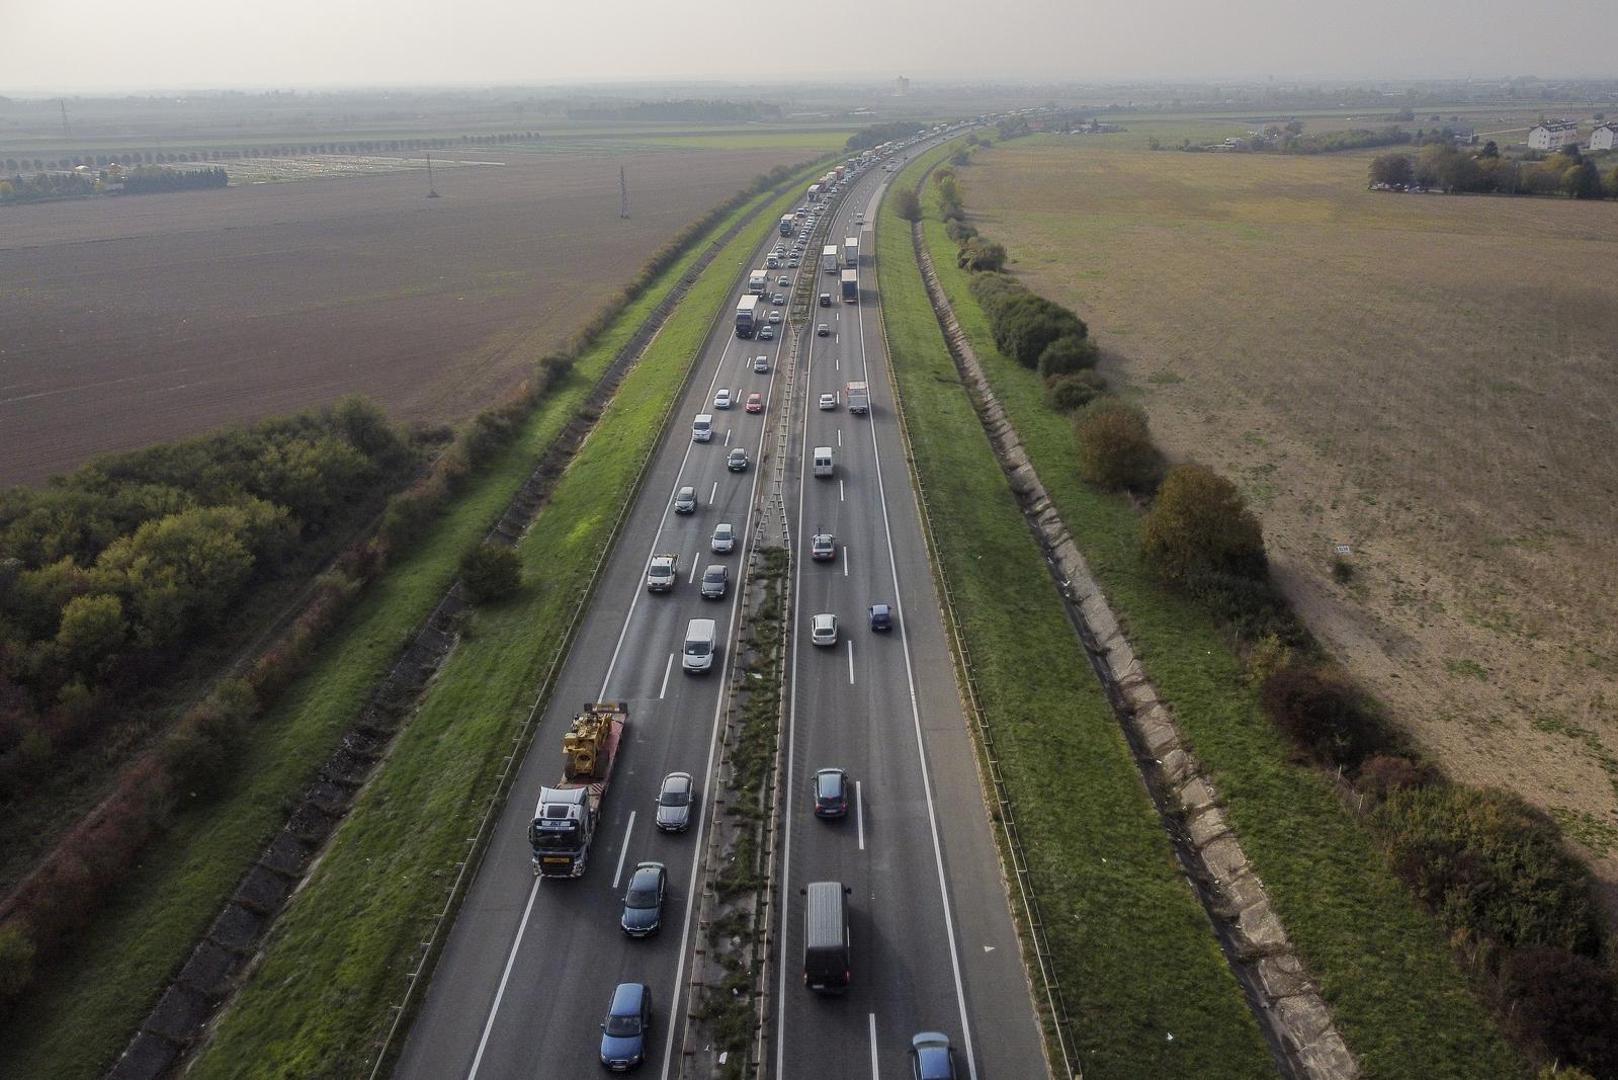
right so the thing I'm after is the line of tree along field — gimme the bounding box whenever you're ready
[1370,142,1617,198]
[0,399,417,804]
[845,120,925,152]
[927,143,1618,1080]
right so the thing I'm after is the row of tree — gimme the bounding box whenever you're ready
[565,100,781,122]
[121,165,229,195]
[0,400,416,797]
[0,172,97,202]
[845,120,924,152]
[1370,142,1616,198]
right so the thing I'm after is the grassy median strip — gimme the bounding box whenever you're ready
[0,175,805,1080]
[879,148,1272,1079]
[183,180,806,1076]
[913,154,1525,1077]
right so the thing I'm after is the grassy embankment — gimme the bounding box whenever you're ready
[911,148,1526,1077]
[878,142,1272,1079]
[184,176,811,1076]
[0,170,815,1080]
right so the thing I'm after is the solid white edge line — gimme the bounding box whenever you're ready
[854,180,982,1080]
[464,877,541,1080]
[612,811,637,888]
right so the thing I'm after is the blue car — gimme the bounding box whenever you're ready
[600,982,652,1071]
[868,603,893,632]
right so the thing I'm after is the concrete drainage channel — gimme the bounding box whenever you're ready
[103,182,806,1080]
[905,203,1359,1079]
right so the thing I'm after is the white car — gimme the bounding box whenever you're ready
[714,388,733,409]
[810,613,838,647]
[711,522,736,553]
[769,311,782,324]
[818,393,837,411]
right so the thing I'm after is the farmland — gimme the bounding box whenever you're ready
[0,136,833,485]
[964,135,1618,901]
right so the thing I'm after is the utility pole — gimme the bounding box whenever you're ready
[619,165,630,219]
[425,152,440,198]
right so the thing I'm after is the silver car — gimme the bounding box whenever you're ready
[711,522,736,552]
[674,486,697,514]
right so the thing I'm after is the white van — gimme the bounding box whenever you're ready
[812,447,834,478]
[682,618,717,674]
[692,413,714,442]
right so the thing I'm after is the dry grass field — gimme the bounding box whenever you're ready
[966,136,1618,901]
[0,140,823,485]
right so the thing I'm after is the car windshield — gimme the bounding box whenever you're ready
[705,570,724,583]
[684,641,706,655]
[626,883,658,908]
[604,1013,642,1037]
[659,787,689,807]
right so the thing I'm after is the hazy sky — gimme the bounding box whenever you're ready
[1,0,1611,93]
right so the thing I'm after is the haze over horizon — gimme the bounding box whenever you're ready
[2,0,1614,95]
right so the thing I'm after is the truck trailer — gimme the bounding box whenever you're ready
[840,269,858,304]
[821,245,839,273]
[843,237,859,270]
[845,382,870,414]
[735,295,760,338]
[529,702,627,878]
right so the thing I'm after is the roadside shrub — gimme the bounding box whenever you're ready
[1499,947,1618,1077]
[162,679,257,802]
[894,189,921,222]
[460,542,522,603]
[1075,397,1162,493]
[1376,785,1600,955]
[1261,664,1389,769]
[1354,754,1435,804]
[1141,464,1264,583]
[996,295,1088,369]
[1045,371,1107,412]
[957,239,1006,272]
[944,219,977,244]
[1038,334,1099,378]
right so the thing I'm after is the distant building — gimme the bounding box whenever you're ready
[1592,123,1617,151]
[1527,120,1580,150]
[894,75,910,97]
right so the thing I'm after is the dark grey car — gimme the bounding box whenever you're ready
[656,771,694,832]
[620,861,667,937]
[674,486,697,514]
[700,564,728,600]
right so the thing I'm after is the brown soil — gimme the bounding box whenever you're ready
[967,137,1618,907]
[0,145,813,485]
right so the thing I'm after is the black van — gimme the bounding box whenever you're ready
[802,881,852,993]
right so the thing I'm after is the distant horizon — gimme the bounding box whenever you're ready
[4,73,1618,101]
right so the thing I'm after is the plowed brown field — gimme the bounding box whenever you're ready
[967,136,1618,906]
[0,144,815,484]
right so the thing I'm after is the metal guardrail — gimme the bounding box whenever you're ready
[873,152,1081,1080]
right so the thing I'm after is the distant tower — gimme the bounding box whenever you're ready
[894,75,910,97]
[619,165,630,219]
[425,152,440,198]
[59,99,71,138]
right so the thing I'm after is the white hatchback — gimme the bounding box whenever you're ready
[810,613,838,647]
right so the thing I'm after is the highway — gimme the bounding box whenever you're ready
[393,138,1044,1080]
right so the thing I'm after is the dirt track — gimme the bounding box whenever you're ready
[0,145,812,485]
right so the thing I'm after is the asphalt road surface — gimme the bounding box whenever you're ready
[393,139,1044,1080]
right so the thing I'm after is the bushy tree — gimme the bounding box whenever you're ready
[461,542,521,603]
[1038,335,1099,378]
[54,593,126,675]
[1261,664,1387,769]
[995,296,1087,369]
[893,189,921,222]
[1564,161,1604,200]
[1501,947,1618,1077]
[957,238,1006,272]
[1045,371,1107,412]
[1141,464,1264,583]
[1075,397,1161,492]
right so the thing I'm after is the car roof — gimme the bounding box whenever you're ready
[610,982,646,1012]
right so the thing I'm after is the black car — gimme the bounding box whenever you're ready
[868,603,893,632]
[812,767,849,819]
[620,861,667,937]
[656,771,694,832]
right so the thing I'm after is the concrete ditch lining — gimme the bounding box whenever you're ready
[905,199,1359,1080]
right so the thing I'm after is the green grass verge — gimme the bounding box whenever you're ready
[0,170,813,1080]
[914,149,1528,1078]
[182,176,810,1077]
[879,142,1273,1080]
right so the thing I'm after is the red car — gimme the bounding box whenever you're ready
[745,392,764,414]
